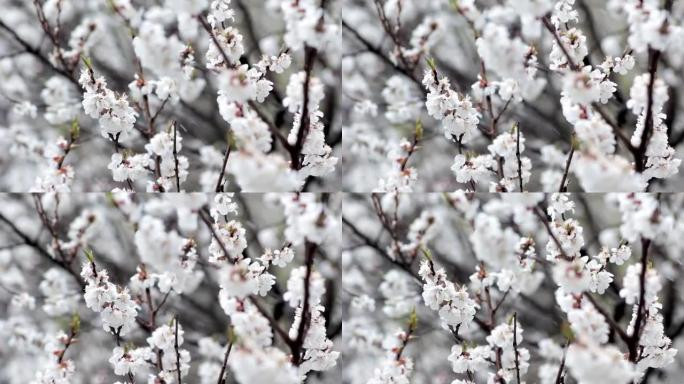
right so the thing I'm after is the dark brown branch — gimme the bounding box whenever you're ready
[216,335,234,384]
[108,2,157,138]
[33,0,71,74]
[342,216,420,282]
[291,46,317,170]
[592,104,638,156]
[197,15,232,68]
[554,340,569,384]
[341,19,424,92]
[542,17,580,71]
[515,124,524,192]
[33,194,69,263]
[395,311,417,361]
[215,143,232,192]
[513,312,522,384]
[234,0,263,58]
[248,296,295,349]
[492,288,511,316]
[533,206,571,260]
[151,96,170,123]
[0,19,79,86]
[198,209,235,263]
[629,238,652,361]
[291,241,317,365]
[1,197,84,290]
[541,15,641,167]
[153,291,171,317]
[558,141,575,192]
[145,284,157,330]
[197,14,293,155]
[174,316,182,384]
[248,100,293,151]
[583,293,631,345]
[173,121,181,192]
[493,97,513,127]
[56,318,79,364]
[372,0,412,71]
[635,49,662,173]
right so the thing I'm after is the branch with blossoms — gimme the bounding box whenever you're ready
[342,0,684,192]
[0,0,341,192]
[342,192,682,384]
[365,308,418,384]
[0,192,341,383]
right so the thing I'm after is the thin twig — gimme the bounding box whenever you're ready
[172,121,181,192]
[216,335,234,384]
[33,195,69,264]
[33,0,71,73]
[0,19,79,85]
[542,17,580,71]
[541,16,642,169]
[197,14,293,154]
[342,216,420,282]
[291,241,317,365]
[341,20,424,91]
[513,312,522,384]
[583,293,631,344]
[0,211,84,288]
[55,123,78,170]
[56,320,78,364]
[174,316,182,384]
[515,124,524,192]
[629,238,652,361]
[197,15,232,68]
[493,97,513,130]
[558,142,575,192]
[151,96,170,123]
[492,288,511,315]
[109,3,156,138]
[153,291,172,317]
[533,206,571,260]
[198,209,235,263]
[215,144,232,192]
[554,340,569,384]
[145,284,157,329]
[394,312,417,361]
[247,296,295,349]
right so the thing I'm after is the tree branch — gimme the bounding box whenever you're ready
[291,241,317,365]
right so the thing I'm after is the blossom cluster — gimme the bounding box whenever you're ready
[0,192,341,384]
[0,0,340,192]
[342,0,684,192]
[5,1,684,383]
[343,192,682,384]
